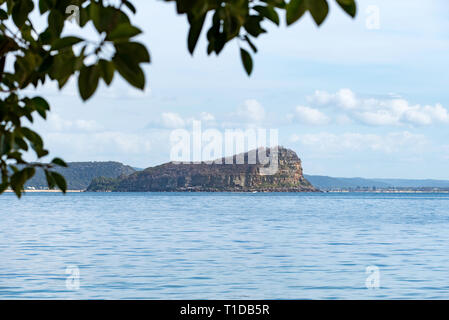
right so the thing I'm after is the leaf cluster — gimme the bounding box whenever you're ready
[165,0,356,75]
[0,0,149,197]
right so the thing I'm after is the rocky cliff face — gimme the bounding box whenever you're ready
[87,147,318,192]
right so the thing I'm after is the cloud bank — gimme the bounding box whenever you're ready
[303,89,449,126]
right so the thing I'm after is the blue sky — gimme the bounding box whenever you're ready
[30,0,449,179]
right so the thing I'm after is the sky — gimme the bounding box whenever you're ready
[28,0,449,179]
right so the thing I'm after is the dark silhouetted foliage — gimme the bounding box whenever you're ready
[0,0,356,197]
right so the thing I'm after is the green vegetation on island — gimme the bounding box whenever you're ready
[25,162,135,190]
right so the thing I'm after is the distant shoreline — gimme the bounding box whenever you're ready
[5,190,449,194]
[325,190,449,194]
[4,190,84,193]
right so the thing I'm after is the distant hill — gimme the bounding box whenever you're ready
[304,175,391,189]
[25,159,449,192]
[26,162,135,190]
[87,147,318,192]
[305,175,449,190]
[373,179,449,188]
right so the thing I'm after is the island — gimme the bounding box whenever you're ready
[87,147,319,192]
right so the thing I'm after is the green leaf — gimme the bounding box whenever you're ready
[244,16,266,37]
[14,136,28,151]
[51,37,83,51]
[244,35,257,53]
[47,10,65,38]
[107,24,142,41]
[286,0,306,25]
[51,157,68,168]
[123,0,137,14]
[115,42,150,63]
[78,65,100,101]
[336,0,357,18]
[38,55,54,73]
[10,170,25,198]
[10,168,34,198]
[188,14,206,55]
[98,59,115,85]
[1,132,12,155]
[240,48,253,76]
[21,127,43,151]
[12,0,34,28]
[45,170,55,189]
[90,4,130,33]
[254,5,280,26]
[31,97,50,119]
[51,172,67,193]
[0,182,9,195]
[307,0,329,26]
[23,167,36,181]
[113,55,145,90]
[112,42,149,89]
[38,0,52,14]
[89,2,101,31]
[0,9,8,20]
[265,0,287,9]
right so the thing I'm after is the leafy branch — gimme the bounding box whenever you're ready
[166,0,357,75]
[0,0,355,197]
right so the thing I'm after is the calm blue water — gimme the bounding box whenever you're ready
[1,192,449,299]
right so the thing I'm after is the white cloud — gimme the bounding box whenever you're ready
[35,126,172,167]
[47,113,102,132]
[356,110,399,126]
[307,88,357,109]
[335,114,353,125]
[96,132,152,154]
[74,119,100,131]
[148,111,218,129]
[336,88,358,109]
[146,100,270,132]
[47,114,71,131]
[161,112,186,128]
[307,89,449,126]
[307,90,332,106]
[200,112,215,122]
[293,105,330,125]
[46,131,152,155]
[235,99,265,123]
[292,131,428,154]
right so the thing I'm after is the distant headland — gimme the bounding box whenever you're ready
[22,147,449,193]
[87,147,318,192]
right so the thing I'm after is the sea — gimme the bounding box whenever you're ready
[1,192,449,299]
